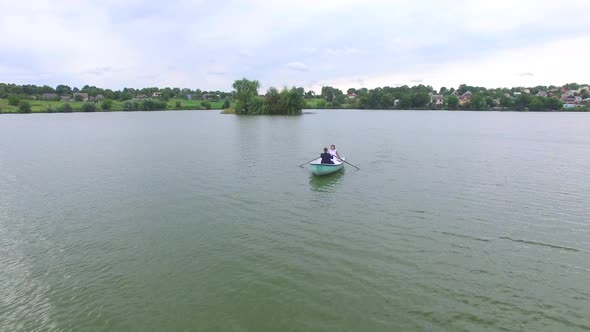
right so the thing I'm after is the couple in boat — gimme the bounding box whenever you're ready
[320,145,343,164]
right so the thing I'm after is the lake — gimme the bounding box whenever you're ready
[1,110,589,331]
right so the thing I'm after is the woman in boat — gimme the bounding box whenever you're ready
[329,145,342,162]
[320,147,334,164]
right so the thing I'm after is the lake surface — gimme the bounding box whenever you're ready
[1,110,589,331]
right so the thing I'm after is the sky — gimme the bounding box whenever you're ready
[1,0,589,92]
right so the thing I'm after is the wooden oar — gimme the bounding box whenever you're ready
[299,157,319,167]
[343,160,360,170]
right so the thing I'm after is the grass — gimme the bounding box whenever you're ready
[0,98,228,113]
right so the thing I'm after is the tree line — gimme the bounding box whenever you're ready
[306,83,589,111]
[0,83,229,101]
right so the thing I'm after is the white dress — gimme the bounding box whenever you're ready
[329,149,341,163]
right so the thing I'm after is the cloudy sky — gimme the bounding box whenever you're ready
[1,0,589,92]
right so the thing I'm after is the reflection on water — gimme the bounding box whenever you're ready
[308,170,345,192]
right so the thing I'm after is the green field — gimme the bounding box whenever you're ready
[0,98,227,113]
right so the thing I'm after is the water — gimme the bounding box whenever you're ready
[1,110,589,331]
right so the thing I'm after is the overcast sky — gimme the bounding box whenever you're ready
[1,0,589,92]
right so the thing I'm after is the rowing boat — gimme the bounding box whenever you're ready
[309,157,345,176]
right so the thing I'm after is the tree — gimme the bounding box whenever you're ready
[499,95,513,107]
[529,97,545,111]
[581,89,589,99]
[175,101,182,109]
[232,78,260,114]
[8,94,20,106]
[222,99,230,109]
[74,94,84,102]
[544,97,562,111]
[101,99,113,110]
[18,100,32,113]
[82,102,96,112]
[446,95,459,109]
[201,100,212,110]
[55,84,72,95]
[469,94,487,110]
[399,95,412,109]
[59,103,73,112]
[412,93,430,108]
[265,87,281,114]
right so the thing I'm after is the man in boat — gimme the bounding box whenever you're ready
[320,147,334,164]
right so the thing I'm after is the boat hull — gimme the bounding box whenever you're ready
[309,158,345,176]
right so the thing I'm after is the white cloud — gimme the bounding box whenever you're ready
[1,0,589,90]
[286,62,309,72]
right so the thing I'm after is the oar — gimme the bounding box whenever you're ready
[299,157,319,168]
[343,160,360,170]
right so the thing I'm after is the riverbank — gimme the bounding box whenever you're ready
[0,98,225,113]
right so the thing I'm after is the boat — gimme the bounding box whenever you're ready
[309,157,345,176]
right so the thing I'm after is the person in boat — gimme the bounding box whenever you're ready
[320,147,334,164]
[329,145,342,162]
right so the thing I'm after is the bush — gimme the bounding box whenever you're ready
[101,99,113,110]
[223,99,230,109]
[175,101,181,109]
[74,94,84,102]
[59,103,73,112]
[18,100,32,113]
[123,100,135,111]
[46,107,57,113]
[201,100,212,110]
[82,102,97,112]
[8,94,20,106]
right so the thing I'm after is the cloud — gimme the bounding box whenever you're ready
[1,0,590,91]
[286,62,309,72]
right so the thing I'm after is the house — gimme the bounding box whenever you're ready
[459,91,472,105]
[73,92,89,101]
[202,93,220,101]
[186,94,194,100]
[95,94,104,101]
[41,93,58,100]
[394,99,400,107]
[536,91,547,97]
[431,95,444,106]
[347,92,357,99]
[60,96,71,102]
[513,92,522,97]
[152,92,161,98]
[523,89,531,94]
[136,94,147,99]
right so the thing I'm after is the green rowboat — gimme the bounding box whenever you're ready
[309,157,345,176]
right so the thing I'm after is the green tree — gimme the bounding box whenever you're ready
[278,87,304,114]
[265,87,282,114]
[201,100,212,110]
[446,95,459,109]
[469,94,487,110]
[529,97,545,111]
[412,93,430,108]
[18,100,32,113]
[222,99,230,109]
[232,78,260,114]
[8,94,20,106]
[82,102,96,112]
[74,94,84,102]
[59,103,73,112]
[175,101,182,109]
[581,89,589,99]
[101,99,113,110]
[55,84,72,95]
[399,95,412,109]
[544,97,562,111]
[499,95,513,107]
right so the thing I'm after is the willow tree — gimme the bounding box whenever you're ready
[232,78,260,114]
